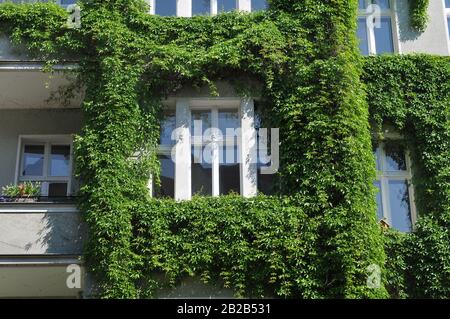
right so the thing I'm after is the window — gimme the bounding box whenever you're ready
[373,141,416,232]
[445,0,450,43]
[357,0,396,55]
[150,0,268,17]
[16,136,73,197]
[154,98,273,200]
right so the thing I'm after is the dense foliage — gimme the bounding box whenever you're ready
[409,0,429,33]
[0,0,447,299]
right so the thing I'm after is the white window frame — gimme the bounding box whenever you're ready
[358,0,400,54]
[374,140,417,231]
[14,135,74,197]
[444,0,450,55]
[155,97,257,200]
[148,0,258,17]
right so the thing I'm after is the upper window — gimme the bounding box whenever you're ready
[17,136,73,197]
[373,141,416,232]
[357,0,396,55]
[150,0,268,17]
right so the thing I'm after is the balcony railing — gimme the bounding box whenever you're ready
[0,196,78,204]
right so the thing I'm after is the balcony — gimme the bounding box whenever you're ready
[0,197,85,256]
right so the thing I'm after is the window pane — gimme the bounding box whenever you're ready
[22,145,44,176]
[373,144,381,170]
[218,109,239,138]
[374,181,383,220]
[219,146,240,195]
[447,17,450,40]
[156,154,174,198]
[445,0,450,8]
[358,0,366,9]
[48,182,68,197]
[191,110,211,138]
[160,110,176,145]
[218,0,236,12]
[192,0,210,15]
[372,0,390,10]
[388,180,412,232]
[192,146,212,196]
[50,145,71,177]
[251,0,267,11]
[357,18,369,55]
[374,17,394,54]
[384,143,407,171]
[155,0,177,16]
[60,0,77,5]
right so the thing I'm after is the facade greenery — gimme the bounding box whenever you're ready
[0,0,447,299]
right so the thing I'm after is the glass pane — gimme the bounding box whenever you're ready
[372,0,390,10]
[388,180,412,232]
[192,146,212,196]
[357,18,369,55]
[374,181,383,220]
[191,110,211,138]
[358,0,366,9]
[373,144,381,170]
[22,145,44,176]
[156,154,174,198]
[218,0,236,12]
[155,0,177,16]
[251,0,267,11]
[219,146,240,195]
[50,145,71,177]
[60,0,77,5]
[160,110,176,145]
[374,17,394,54]
[218,109,239,138]
[48,183,68,197]
[447,17,450,40]
[446,0,450,8]
[192,0,211,16]
[384,143,407,171]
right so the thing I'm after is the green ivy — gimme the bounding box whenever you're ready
[0,0,447,299]
[409,0,429,33]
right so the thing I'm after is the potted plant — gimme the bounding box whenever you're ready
[1,182,41,203]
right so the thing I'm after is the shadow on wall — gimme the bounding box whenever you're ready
[35,212,86,255]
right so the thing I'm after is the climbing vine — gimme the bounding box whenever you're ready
[0,0,447,299]
[409,0,429,33]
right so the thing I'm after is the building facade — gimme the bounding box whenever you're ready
[0,0,449,298]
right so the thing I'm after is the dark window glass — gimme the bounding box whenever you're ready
[384,143,407,171]
[219,146,240,195]
[22,145,44,176]
[155,0,177,16]
[50,145,71,177]
[217,0,236,12]
[192,146,212,196]
[48,182,68,197]
[374,17,394,54]
[191,110,211,138]
[251,0,267,12]
[357,18,369,55]
[192,0,211,15]
[389,180,412,232]
[156,154,175,198]
[160,111,176,145]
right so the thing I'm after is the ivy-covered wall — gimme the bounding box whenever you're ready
[0,0,447,299]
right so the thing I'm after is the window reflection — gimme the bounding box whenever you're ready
[192,146,213,196]
[22,145,44,176]
[357,17,369,55]
[374,17,394,54]
[251,0,267,12]
[192,0,211,16]
[384,143,407,171]
[219,146,240,195]
[156,154,175,198]
[160,111,176,145]
[155,0,177,16]
[217,0,236,13]
[389,180,412,232]
[50,145,71,177]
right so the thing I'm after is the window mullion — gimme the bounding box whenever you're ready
[178,0,192,17]
[175,99,192,200]
[211,0,218,15]
[211,108,220,197]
